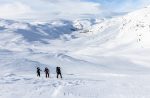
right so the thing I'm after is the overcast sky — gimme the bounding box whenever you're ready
[0,0,150,21]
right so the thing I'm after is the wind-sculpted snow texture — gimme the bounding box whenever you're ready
[1,6,150,98]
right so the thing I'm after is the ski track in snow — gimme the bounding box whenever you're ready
[51,84,63,97]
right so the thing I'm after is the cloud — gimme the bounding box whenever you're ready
[0,2,33,19]
[45,0,101,18]
[33,0,102,20]
[0,0,102,20]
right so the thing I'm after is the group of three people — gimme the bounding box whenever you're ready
[37,66,62,79]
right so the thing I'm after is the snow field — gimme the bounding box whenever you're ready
[1,73,150,98]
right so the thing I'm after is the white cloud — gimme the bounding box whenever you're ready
[0,0,101,20]
[0,2,33,19]
[41,0,101,19]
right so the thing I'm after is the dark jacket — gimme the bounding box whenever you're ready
[44,68,49,73]
[37,67,41,73]
[56,67,61,74]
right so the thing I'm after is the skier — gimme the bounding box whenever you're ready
[44,67,50,78]
[56,66,62,79]
[37,67,41,77]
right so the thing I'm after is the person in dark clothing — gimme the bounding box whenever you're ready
[56,66,62,79]
[37,67,41,77]
[44,67,50,78]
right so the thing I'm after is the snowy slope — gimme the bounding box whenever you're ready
[1,6,150,98]
[1,6,150,74]
[69,7,150,72]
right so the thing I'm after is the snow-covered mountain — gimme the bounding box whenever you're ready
[1,6,150,75]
